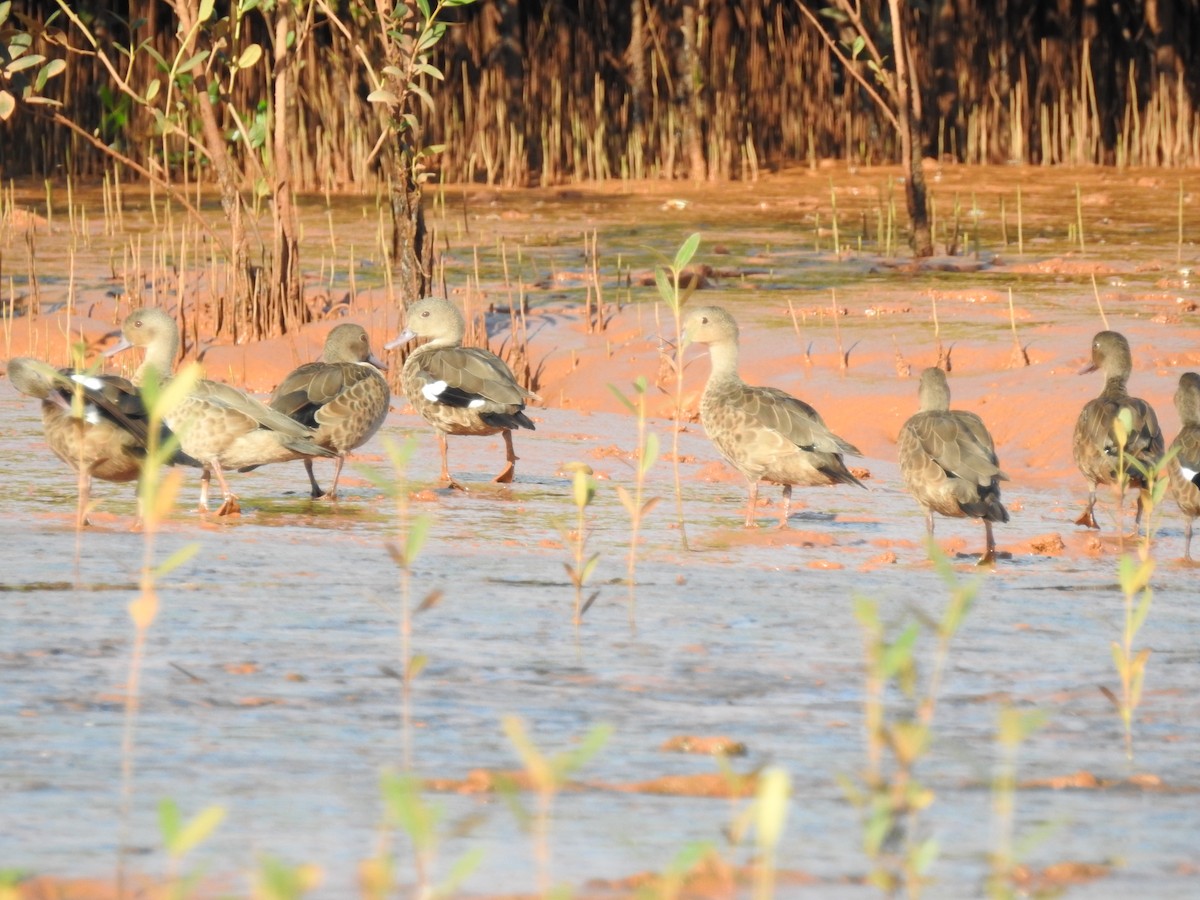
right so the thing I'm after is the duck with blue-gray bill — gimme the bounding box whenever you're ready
[1072,330,1163,530]
[898,367,1008,566]
[1167,372,1200,561]
[681,305,864,528]
[107,307,336,515]
[7,356,199,526]
[386,297,538,488]
[268,323,390,499]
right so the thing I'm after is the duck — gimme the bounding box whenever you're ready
[107,307,336,515]
[267,323,390,499]
[681,305,864,528]
[1167,372,1200,561]
[6,356,198,526]
[386,297,538,488]
[897,367,1008,565]
[1072,330,1163,530]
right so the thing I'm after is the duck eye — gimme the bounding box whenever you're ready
[701,316,709,324]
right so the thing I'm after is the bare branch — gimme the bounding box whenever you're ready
[794,0,899,132]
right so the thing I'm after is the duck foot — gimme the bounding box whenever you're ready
[440,478,468,492]
[1074,510,1099,529]
[492,463,516,484]
[216,496,241,516]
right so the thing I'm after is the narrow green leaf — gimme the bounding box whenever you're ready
[880,623,919,678]
[673,232,701,270]
[405,514,431,564]
[912,836,940,875]
[754,766,791,850]
[641,431,659,473]
[158,798,182,847]
[152,543,200,580]
[171,805,225,858]
[606,382,635,412]
[653,267,676,308]
[176,51,209,75]
[0,91,15,122]
[615,484,636,516]
[198,0,216,22]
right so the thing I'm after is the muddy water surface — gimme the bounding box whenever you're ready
[4,166,1200,897]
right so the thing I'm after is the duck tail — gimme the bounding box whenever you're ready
[962,484,1010,523]
[481,410,536,431]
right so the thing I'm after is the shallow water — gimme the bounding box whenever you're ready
[4,166,1200,897]
[3,392,1200,898]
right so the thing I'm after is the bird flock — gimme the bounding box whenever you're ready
[7,299,1200,564]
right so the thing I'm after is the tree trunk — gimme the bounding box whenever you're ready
[677,0,707,181]
[170,0,258,341]
[889,0,932,257]
[270,9,306,337]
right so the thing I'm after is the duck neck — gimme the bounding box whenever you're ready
[1100,373,1129,399]
[136,333,178,386]
[704,339,740,386]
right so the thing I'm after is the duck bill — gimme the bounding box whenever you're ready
[103,332,133,358]
[384,328,417,351]
[367,351,388,372]
[1077,360,1099,375]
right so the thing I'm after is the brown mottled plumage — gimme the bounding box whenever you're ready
[7,357,197,526]
[681,305,863,528]
[1167,372,1200,561]
[269,324,390,499]
[386,297,538,487]
[898,367,1008,565]
[108,307,335,515]
[1072,331,1163,530]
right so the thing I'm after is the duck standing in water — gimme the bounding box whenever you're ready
[7,356,198,526]
[107,307,335,515]
[898,367,1009,565]
[681,305,864,527]
[387,297,538,488]
[1167,372,1200,561]
[268,323,390,499]
[1072,330,1163,531]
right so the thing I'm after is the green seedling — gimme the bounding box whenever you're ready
[652,231,702,552]
[158,798,226,900]
[254,855,323,900]
[842,543,978,898]
[987,707,1049,899]
[502,716,612,897]
[608,377,661,627]
[561,462,599,626]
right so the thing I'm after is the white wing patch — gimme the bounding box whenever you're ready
[422,380,449,403]
[1182,464,1199,482]
[71,374,105,390]
[468,398,486,409]
[84,405,103,425]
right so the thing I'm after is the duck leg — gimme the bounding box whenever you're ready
[978,520,997,568]
[323,456,345,500]
[924,508,935,537]
[493,429,517,484]
[198,466,212,512]
[211,461,241,516]
[438,432,465,491]
[75,471,93,528]
[1185,519,1195,563]
[1074,485,1100,529]
[778,485,792,529]
[744,480,759,528]
[304,458,325,499]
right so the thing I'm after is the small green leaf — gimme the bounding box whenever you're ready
[880,622,919,678]
[641,432,659,473]
[851,35,866,59]
[144,77,160,102]
[176,50,209,75]
[367,87,398,104]
[607,382,635,412]
[405,514,431,563]
[0,91,15,122]
[153,543,201,580]
[158,798,182,846]
[198,0,216,23]
[170,805,225,858]
[754,766,791,850]
[673,232,701,270]
[237,43,262,69]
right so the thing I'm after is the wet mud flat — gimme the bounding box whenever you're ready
[3,392,1200,899]
[5,163,1200,896]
